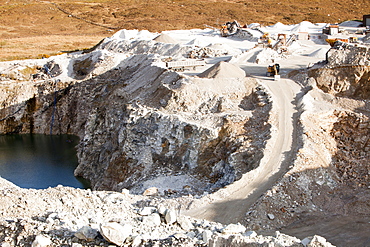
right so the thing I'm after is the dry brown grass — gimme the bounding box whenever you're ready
[0,0,368,61]
[0,35,107,61]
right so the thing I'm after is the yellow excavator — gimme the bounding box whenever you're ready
[266,64,280,77]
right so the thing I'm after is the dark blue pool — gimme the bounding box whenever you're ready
[0,134,89,189]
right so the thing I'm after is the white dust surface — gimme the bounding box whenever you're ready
[186,38,210,47]
[307,47,330,59]
[338,20,362,27]
[111,29,156,41]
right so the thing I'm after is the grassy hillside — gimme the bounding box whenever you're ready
[0,0,368,61]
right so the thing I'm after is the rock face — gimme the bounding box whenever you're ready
[330,110,370,189]
[308,42,370,99]
[70,55,265,193]
[0,35,269,194]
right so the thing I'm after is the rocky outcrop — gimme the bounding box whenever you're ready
[0,36,269,195]
[330,110,370,188]
[308,42,370,99]
[71,56,267,193]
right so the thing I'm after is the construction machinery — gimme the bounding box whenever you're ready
[272,34,297,52]
[220,21,240,37]
[266,64,280,77]
[259,32,273,47]
[220,25,229,37]
[349,37,358,43]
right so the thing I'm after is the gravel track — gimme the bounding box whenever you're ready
[186,77,301,224]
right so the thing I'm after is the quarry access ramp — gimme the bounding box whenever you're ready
[185,78,301,224]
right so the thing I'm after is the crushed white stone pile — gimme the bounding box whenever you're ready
[198,61,246,79]
[255,48,281,64]
[153,33,179,44]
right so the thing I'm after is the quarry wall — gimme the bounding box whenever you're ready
[308,42,370,99]
[0,47,269,195]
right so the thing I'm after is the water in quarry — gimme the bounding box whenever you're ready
[0,134,90,189]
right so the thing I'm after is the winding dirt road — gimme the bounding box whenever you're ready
[186,77,301,224]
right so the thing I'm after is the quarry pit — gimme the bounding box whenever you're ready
[0,22,369,246]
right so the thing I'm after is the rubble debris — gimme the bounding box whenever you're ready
[99,222,133,246]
